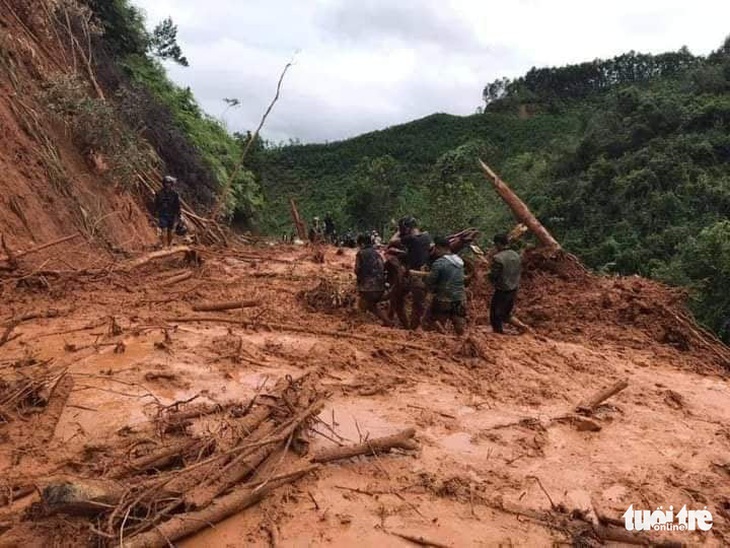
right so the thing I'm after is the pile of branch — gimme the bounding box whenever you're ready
[298,278,356,313]
[0,372,419,547]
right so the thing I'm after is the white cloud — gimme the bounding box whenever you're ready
[131,0,730,143]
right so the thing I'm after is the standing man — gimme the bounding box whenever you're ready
[155,175,181,248]
[390,216,432,330]
[384,246,409,328]
[355,234,391,326]
[426,236,467,335]
[324,213,336,244]
[489,233,522,334]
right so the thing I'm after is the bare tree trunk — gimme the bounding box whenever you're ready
[289,198,308,242]
[478,160,561,250]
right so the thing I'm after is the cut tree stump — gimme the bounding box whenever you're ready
[191,299,261,312]
[311,428,418,463]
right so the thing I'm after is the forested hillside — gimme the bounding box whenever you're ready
[87,0,260,224]
[257,43,730,341]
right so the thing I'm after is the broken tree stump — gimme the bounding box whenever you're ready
[576,380,629,415]
[191,299,261,312]
[311,428,418,463]
[41,478,124,516]
[478,160,561,250]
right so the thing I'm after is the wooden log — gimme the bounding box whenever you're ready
[158,271,192,287]
[124,466,319,548]
[120,246,192,271]
[161,395,284,495]
[387,531,452,548]
[191,299,261,312]
[1,233,82,262]
[289,198,307,242]
[36,375,74,442]
[107,439,204,479]
[576,380,629,414]
[0,321,18,348]
[311,428,418,463]
[185,398,325,509]
[1,309,62,327]
[0,485,35,506]
[41,477,124,516]
[478,160,561,250]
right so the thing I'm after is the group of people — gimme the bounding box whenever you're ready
[154,176,520,335]
[355,216,522,336]
[309,215,382,249]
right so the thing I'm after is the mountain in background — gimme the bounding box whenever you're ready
[256,42,730,341]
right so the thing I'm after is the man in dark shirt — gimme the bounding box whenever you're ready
[154,176,181,247]
[389,216,432,329]
[324,213,336,244]
[384,247,409,328]
[489,233,522,334]
[426,236,467,335]
[355,234,391,326]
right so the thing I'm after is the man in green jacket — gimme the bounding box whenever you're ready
[489,233,522,334]
[426,236,467,335]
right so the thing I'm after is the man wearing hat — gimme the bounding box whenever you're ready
[154,175,181,247]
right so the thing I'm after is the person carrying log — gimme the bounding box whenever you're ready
[355,233,392,326]
[489,233,522,334]
[426,236,467,336]
[389,216,432,330]
[155,176,182,248]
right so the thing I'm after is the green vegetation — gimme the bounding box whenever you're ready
[258,41,730,341]
[257,111,580,234]
[43,74,155,188]
[86,0,260,223]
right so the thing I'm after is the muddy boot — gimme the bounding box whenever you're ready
[374,306,394,328]
[453,316,467,337]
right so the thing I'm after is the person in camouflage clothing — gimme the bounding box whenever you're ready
[426,236,467,336]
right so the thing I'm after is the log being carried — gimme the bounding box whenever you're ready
[478,159,561,251]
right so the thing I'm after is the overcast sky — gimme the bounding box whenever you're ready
[131,0,730,144]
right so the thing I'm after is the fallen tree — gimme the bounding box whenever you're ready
[478,159,561,250]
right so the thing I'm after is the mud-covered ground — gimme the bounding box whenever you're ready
[1,243,730,547]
